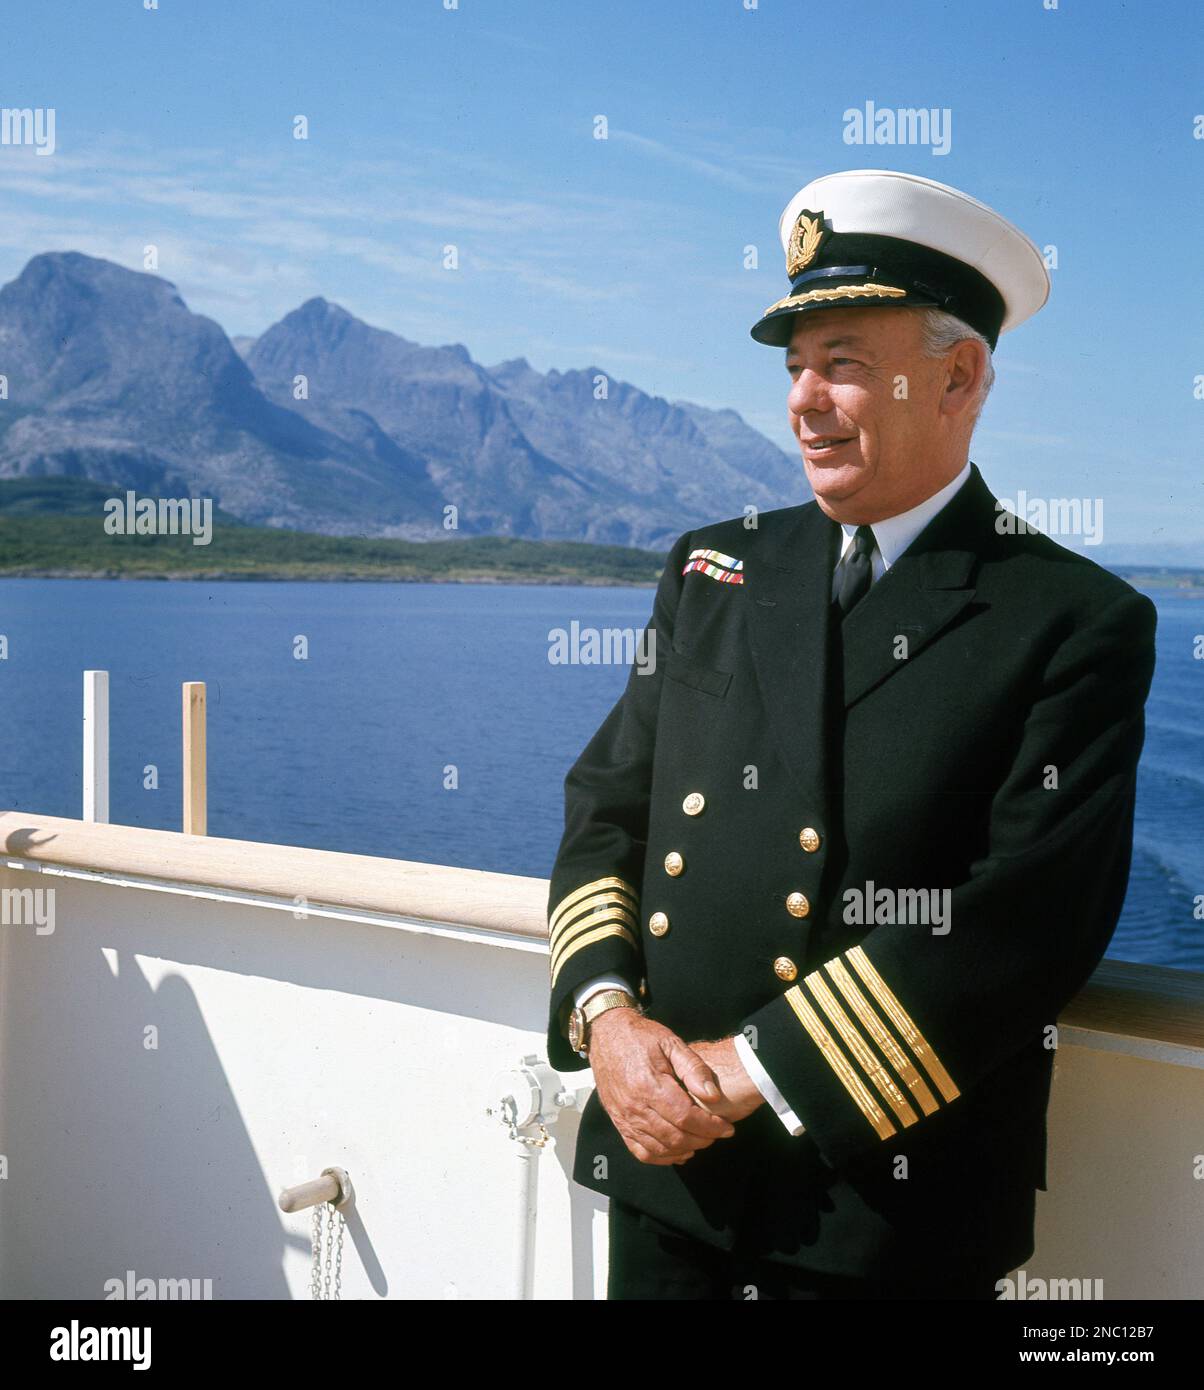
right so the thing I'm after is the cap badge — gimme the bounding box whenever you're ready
[786,208,827,277]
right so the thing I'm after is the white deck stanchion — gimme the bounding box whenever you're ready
[82,670,109,824]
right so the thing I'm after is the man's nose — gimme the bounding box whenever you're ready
[788,367,830,416]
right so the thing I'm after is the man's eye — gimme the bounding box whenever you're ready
[832,357,857,366]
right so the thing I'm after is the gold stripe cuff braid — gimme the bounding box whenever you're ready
[802,970,918,1129]
[783,985,896,1141]
[549,910,638,979]
[549,923,637,987]
[549,894,638,953]
[846,946,960,1103]
[824,957,940,1117]
[549,876,638,938]
[548,875,640,984]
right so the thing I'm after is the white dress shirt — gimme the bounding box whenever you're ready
[570,462,973,1135]
[835,461,971,575]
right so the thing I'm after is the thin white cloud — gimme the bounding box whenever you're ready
[0,134,671,329]
[609,129,764,191]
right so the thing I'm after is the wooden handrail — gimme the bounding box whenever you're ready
[1060,957,1204,1051]
[0,811,548,940]
[182,681,207,836]
[2,812,1202,1049]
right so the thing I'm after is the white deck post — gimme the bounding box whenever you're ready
[82,670,110,824]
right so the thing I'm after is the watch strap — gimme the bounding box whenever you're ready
[582,988,637,1023]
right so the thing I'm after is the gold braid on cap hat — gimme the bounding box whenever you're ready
[762,283,908,316]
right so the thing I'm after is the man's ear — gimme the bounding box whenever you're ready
[940,338,988,419]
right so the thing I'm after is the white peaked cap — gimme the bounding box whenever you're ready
[751,169,1050,347]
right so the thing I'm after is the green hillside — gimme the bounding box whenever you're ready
[4,480,1197,590]
[0,483,665,584]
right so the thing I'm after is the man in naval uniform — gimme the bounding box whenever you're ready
[544,170,1157,1300]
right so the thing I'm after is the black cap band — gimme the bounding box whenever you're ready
[751,231,1006,349]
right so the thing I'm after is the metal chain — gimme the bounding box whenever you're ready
[493,1094,550,1148]
[309,1205,323,1300]
[511,1120,550,1149]
[310,1201,345,1300]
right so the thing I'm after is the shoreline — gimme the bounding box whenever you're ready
[0,567,661,586]
[2,568,1200,592]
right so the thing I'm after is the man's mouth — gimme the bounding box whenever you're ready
[801,435,855,456]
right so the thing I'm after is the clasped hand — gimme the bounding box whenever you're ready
[587,1010,765,1165]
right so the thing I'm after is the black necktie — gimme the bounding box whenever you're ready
[832,525,876,618]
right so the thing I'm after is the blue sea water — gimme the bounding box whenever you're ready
[1,578,1200,970]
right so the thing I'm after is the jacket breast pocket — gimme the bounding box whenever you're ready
[663,649,732,699]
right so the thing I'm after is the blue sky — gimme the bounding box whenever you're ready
[1,0,1201,547]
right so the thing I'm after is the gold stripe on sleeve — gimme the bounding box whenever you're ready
[549,923,637,987]
[783,986,896,1141]
[824,957,939,1116]
[549,910,639,979]
[846,946,960,1103]
[549,894,638,951]
[549,876,638,937]
[803,971,918,1129]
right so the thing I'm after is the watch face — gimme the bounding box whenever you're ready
[568,1007,585,1053]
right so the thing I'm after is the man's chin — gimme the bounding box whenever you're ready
[803,458,870,505]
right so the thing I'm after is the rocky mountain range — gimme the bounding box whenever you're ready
[0,252,807,548]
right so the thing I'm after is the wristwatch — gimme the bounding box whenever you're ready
[567,989,637,1056]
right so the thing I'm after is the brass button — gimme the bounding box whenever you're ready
[648,911,670,937]
[786,892,811,918]
[773,956,798,981]
[663,851,684,876]
[799,827,821,853]
[682,791,705,816]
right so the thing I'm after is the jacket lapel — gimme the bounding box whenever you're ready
[742,465,996,799]
[839,466,991,708]
[745,503,840,799]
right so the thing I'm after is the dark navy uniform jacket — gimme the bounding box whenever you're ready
[545,463,1156,1282]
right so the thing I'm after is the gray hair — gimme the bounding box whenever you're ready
[915,306,995,422]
